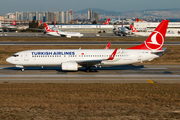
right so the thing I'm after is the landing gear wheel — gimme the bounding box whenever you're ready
[22,68,25,72]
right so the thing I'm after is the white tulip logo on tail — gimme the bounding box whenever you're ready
[145,31,164,50]
[46,26,50,31]
[148,32,160,45]
[132,27,136,32]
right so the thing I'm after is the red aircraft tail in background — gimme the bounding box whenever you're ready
[11,20,16,26]
[136,18,139,22]
[103,18,110,25]
[130,25,139,32]
[44,23,55,32]
[38,21,42,26]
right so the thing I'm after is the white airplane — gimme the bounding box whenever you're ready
[6,20,169,72]
[44,23,83,38]
[113,27,130,36]
[130,24,180,37]
[0,20,17,31]
[110,18,121,24]
[113,19,131,36]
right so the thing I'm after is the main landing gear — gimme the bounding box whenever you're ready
[86,67,91,72]
[21,68,25,72]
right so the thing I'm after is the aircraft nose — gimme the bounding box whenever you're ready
[6,57,13,63]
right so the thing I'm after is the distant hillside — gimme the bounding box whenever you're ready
[74,8,180,19]
[74,8,122,16]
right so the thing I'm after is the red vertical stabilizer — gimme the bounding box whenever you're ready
[130,25,139,32]
[44,23,55,32]
[128,20,169,50]
[103,18,110,25]
[11,20,16,26]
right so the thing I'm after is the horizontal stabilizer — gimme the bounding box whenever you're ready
[151,48,166,54]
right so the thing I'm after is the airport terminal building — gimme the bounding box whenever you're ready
[48,24,127,33]
[48,22,180,34]
[134,22,180,32]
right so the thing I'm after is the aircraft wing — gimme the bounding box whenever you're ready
[59,32,83,38]
[59,33,68,36]
[75,48,118,66]
[76,59,104,66]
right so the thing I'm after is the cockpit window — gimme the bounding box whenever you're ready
[13,54,19,57]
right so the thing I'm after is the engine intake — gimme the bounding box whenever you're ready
[61,62,78,71]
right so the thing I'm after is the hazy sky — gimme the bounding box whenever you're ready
[0,0,180,15]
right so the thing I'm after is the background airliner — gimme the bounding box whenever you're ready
[130,24,180,37]
[109,17,122,24]
[0,20,17,31]
[113,19,131,36]
[6,20,169,72]
[44,23,84,38]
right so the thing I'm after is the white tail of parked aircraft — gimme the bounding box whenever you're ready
[6,20,169,72]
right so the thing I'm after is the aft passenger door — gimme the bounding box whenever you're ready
[137,52,141,61]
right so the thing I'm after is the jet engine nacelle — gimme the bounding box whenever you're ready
[66,35,72,38]
[61,62,78,71]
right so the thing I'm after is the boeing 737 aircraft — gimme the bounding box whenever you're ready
[113,26,130,36]
[0,20,17,31]
[110,17,122,24]
[6,20,169,72]
[113,19,131,36]
[44,23,83,38]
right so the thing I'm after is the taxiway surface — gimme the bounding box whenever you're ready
[0,65,180,83]
[0,33,121,38]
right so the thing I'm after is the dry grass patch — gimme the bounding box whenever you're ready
[0,37,180,42]
[0,45,180,65]
[0,84,180,119]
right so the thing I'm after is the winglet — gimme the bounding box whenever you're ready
[107,48,118,60]
[105,42,111,49]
